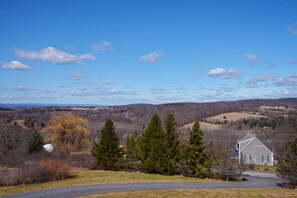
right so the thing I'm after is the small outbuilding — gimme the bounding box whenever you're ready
[235,133,274,166]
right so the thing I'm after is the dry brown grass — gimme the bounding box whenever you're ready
[183,121,222,131]
[0,159,72,186]
[206,112,268,122]
[83,188,297,198]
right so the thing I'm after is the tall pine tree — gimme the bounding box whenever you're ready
[186,121,209,178]
[124,131,139,170]
[92,119,122,170]
[164,113,180,175]
[139,113,166,174]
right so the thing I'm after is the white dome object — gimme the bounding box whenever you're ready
[43,144,53,152]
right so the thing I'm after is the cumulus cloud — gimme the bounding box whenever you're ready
[68,73,84,80]
[92,41,112,53]
[245,54,258,63]
[288,22,297,35]
[104,80,117,85]
[139,51,163,63]
[208,68,242,79]
[2,60,31,70]
[15,47,95,64]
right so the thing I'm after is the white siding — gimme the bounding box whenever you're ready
[241,138,273,166]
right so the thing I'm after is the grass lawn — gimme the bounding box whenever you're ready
[83,188,297,198]
[255,165,276,172]
[0,170,221,196]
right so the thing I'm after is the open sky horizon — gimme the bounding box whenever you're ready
[1,0,297,105]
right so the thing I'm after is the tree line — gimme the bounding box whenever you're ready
[1,112,297,186]
[91,113,242,179]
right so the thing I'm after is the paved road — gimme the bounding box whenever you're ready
[2,172,284,198]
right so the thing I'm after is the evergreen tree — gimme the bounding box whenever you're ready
[139,113,166,174]
[124,131,139,170]
[92,119,122,170]
[28,131,44,153]
[277,136,297,188]
[186,121,209,177]
[164,113,180,175]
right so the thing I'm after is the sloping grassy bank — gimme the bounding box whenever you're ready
[0,170,221,196]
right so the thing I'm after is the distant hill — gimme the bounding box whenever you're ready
[1,98,297,154]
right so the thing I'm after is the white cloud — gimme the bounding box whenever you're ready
[208,68,225,76]
[246,74,297,88]
[104,80,117,85]
[245,76,279,88]
[208,68,242,79]
[2,60,31,70]
[273,74,297,87]
[15,47,95,64]
[139,51,163,63]
[288,22,297,35]
[92,41,112,53]
[68,73,84,80]
[245,54,258,63]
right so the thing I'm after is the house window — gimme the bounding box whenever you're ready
[245,154,252,162]
[262,155,269,162]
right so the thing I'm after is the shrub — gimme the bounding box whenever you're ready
[248,162,256,170]
[32,159,72,183]
[0,159,72,186]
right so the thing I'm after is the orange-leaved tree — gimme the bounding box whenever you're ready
[43,113,90,155]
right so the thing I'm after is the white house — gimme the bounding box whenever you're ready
[236,133,274,166]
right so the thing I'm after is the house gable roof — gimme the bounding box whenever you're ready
[241,136,274,155]
[237,132,255,143]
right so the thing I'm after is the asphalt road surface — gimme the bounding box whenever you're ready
[2,171,285,198]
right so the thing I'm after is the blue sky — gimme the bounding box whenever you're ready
[1,0,297,105]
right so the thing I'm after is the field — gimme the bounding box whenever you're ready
[205,112,269,123]
[183,121,222,131]
[83,188,297,198]
[0,170,221,196]
[182,111,270,132]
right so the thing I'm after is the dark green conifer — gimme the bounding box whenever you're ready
[124,131,139,170]
[164,113,180,175]
[277,136,297,188]
[186,121,209,177]
[139,113,166,174]
[92,119,122,170]
[28,131,44,153]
